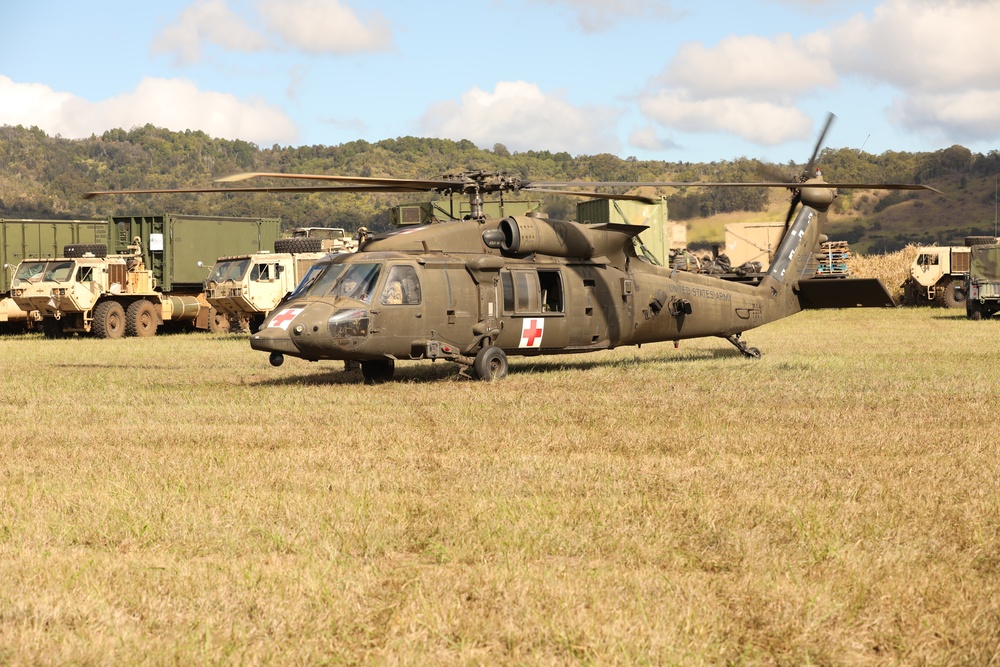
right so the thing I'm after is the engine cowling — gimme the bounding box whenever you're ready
[499,216,630,259]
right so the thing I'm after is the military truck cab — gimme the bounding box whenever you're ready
[903,246,970,307]
[204,250,329,332]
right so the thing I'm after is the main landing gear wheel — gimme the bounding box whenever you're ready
[361,359,395,384]
[725,333,761,359]
[473,345,508,381]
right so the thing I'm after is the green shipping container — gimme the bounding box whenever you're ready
[110,214,281,293]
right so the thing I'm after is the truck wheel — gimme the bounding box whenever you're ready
[938,279,966,308]
[473,345,508,381]
[126,300,158,337]
[965,236,997,246]
[275,237,324,253]
[92,300,126,339]
[969,304,983,320]
[63,243,108,258]
[208,307,230,334]
[360,359,394,384]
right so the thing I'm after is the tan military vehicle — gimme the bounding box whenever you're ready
[901,236,997,307]
[10,239,205,338]
[204,250,331,333]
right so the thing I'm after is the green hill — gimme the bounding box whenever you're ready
[2,124,997,252]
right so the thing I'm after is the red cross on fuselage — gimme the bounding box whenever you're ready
[523,319,543,346]
[271,309,299,327]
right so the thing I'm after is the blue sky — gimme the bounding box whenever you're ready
[2,0,999,165]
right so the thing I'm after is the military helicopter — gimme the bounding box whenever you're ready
[85,115,938,382]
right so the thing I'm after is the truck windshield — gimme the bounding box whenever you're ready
[209,258,251,282]
[15,260,75,283]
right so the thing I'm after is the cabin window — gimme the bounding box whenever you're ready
[501,269,563,315]
[917,253,939,266]
[380,265,421,305]
[251,263,280,281]
[77,266,94,282]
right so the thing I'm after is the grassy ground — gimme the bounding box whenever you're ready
[1,308,998,665]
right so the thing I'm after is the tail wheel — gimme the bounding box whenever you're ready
[125,300,158,337]
[361,359,394,384]
[92,300,126,339]
[473,345,508,381]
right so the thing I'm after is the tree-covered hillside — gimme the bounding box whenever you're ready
[2,124,998,252]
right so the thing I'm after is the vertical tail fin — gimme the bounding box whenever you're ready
[757,205,824,313]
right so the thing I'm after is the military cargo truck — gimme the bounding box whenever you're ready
[0,218,108,328]
[966,243,1000,319]
[901,236,997,307]
[9,213,281,337]
[282,227,358,253]
[204,250,331,333]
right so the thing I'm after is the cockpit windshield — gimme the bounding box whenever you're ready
[208,258,251,282]
[305,262,382,303]
[15,260,75,283]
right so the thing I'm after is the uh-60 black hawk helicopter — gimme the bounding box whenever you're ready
[86,115,938,383]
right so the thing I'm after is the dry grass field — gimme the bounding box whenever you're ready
[1,307,998,665]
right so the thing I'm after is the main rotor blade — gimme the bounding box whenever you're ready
[530,180,941,192]
[215,171,465,190]
[83,184,432,199]
[805,113,836,175]
[522,188,659,204]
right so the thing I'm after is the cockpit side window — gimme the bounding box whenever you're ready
[380,265,421,305]
[334,263,381,303]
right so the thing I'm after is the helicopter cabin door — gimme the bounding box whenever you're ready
[373,263,425,343]
[498,268,568,351]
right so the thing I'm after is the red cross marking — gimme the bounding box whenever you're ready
[522,319,543,347]
[269,308,302,329]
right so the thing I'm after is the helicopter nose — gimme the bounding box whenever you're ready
[249,320,301,355]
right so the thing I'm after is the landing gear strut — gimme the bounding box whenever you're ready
[726,333,761,359]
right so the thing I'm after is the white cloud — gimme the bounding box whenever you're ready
[827,0,1000,92]
[419,81,621,155]
[892,90,1000,143]
[636,0,1000,148]
[640,91,813,146]
[538,0,679,32]
[257,0,393,54]
[151,0,270,65]
[628,125,680,152]
[0,76,298,146]
[663,34,836,98]
[820,0,1000,142]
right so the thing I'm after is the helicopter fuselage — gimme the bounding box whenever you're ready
[249,211,814,370]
